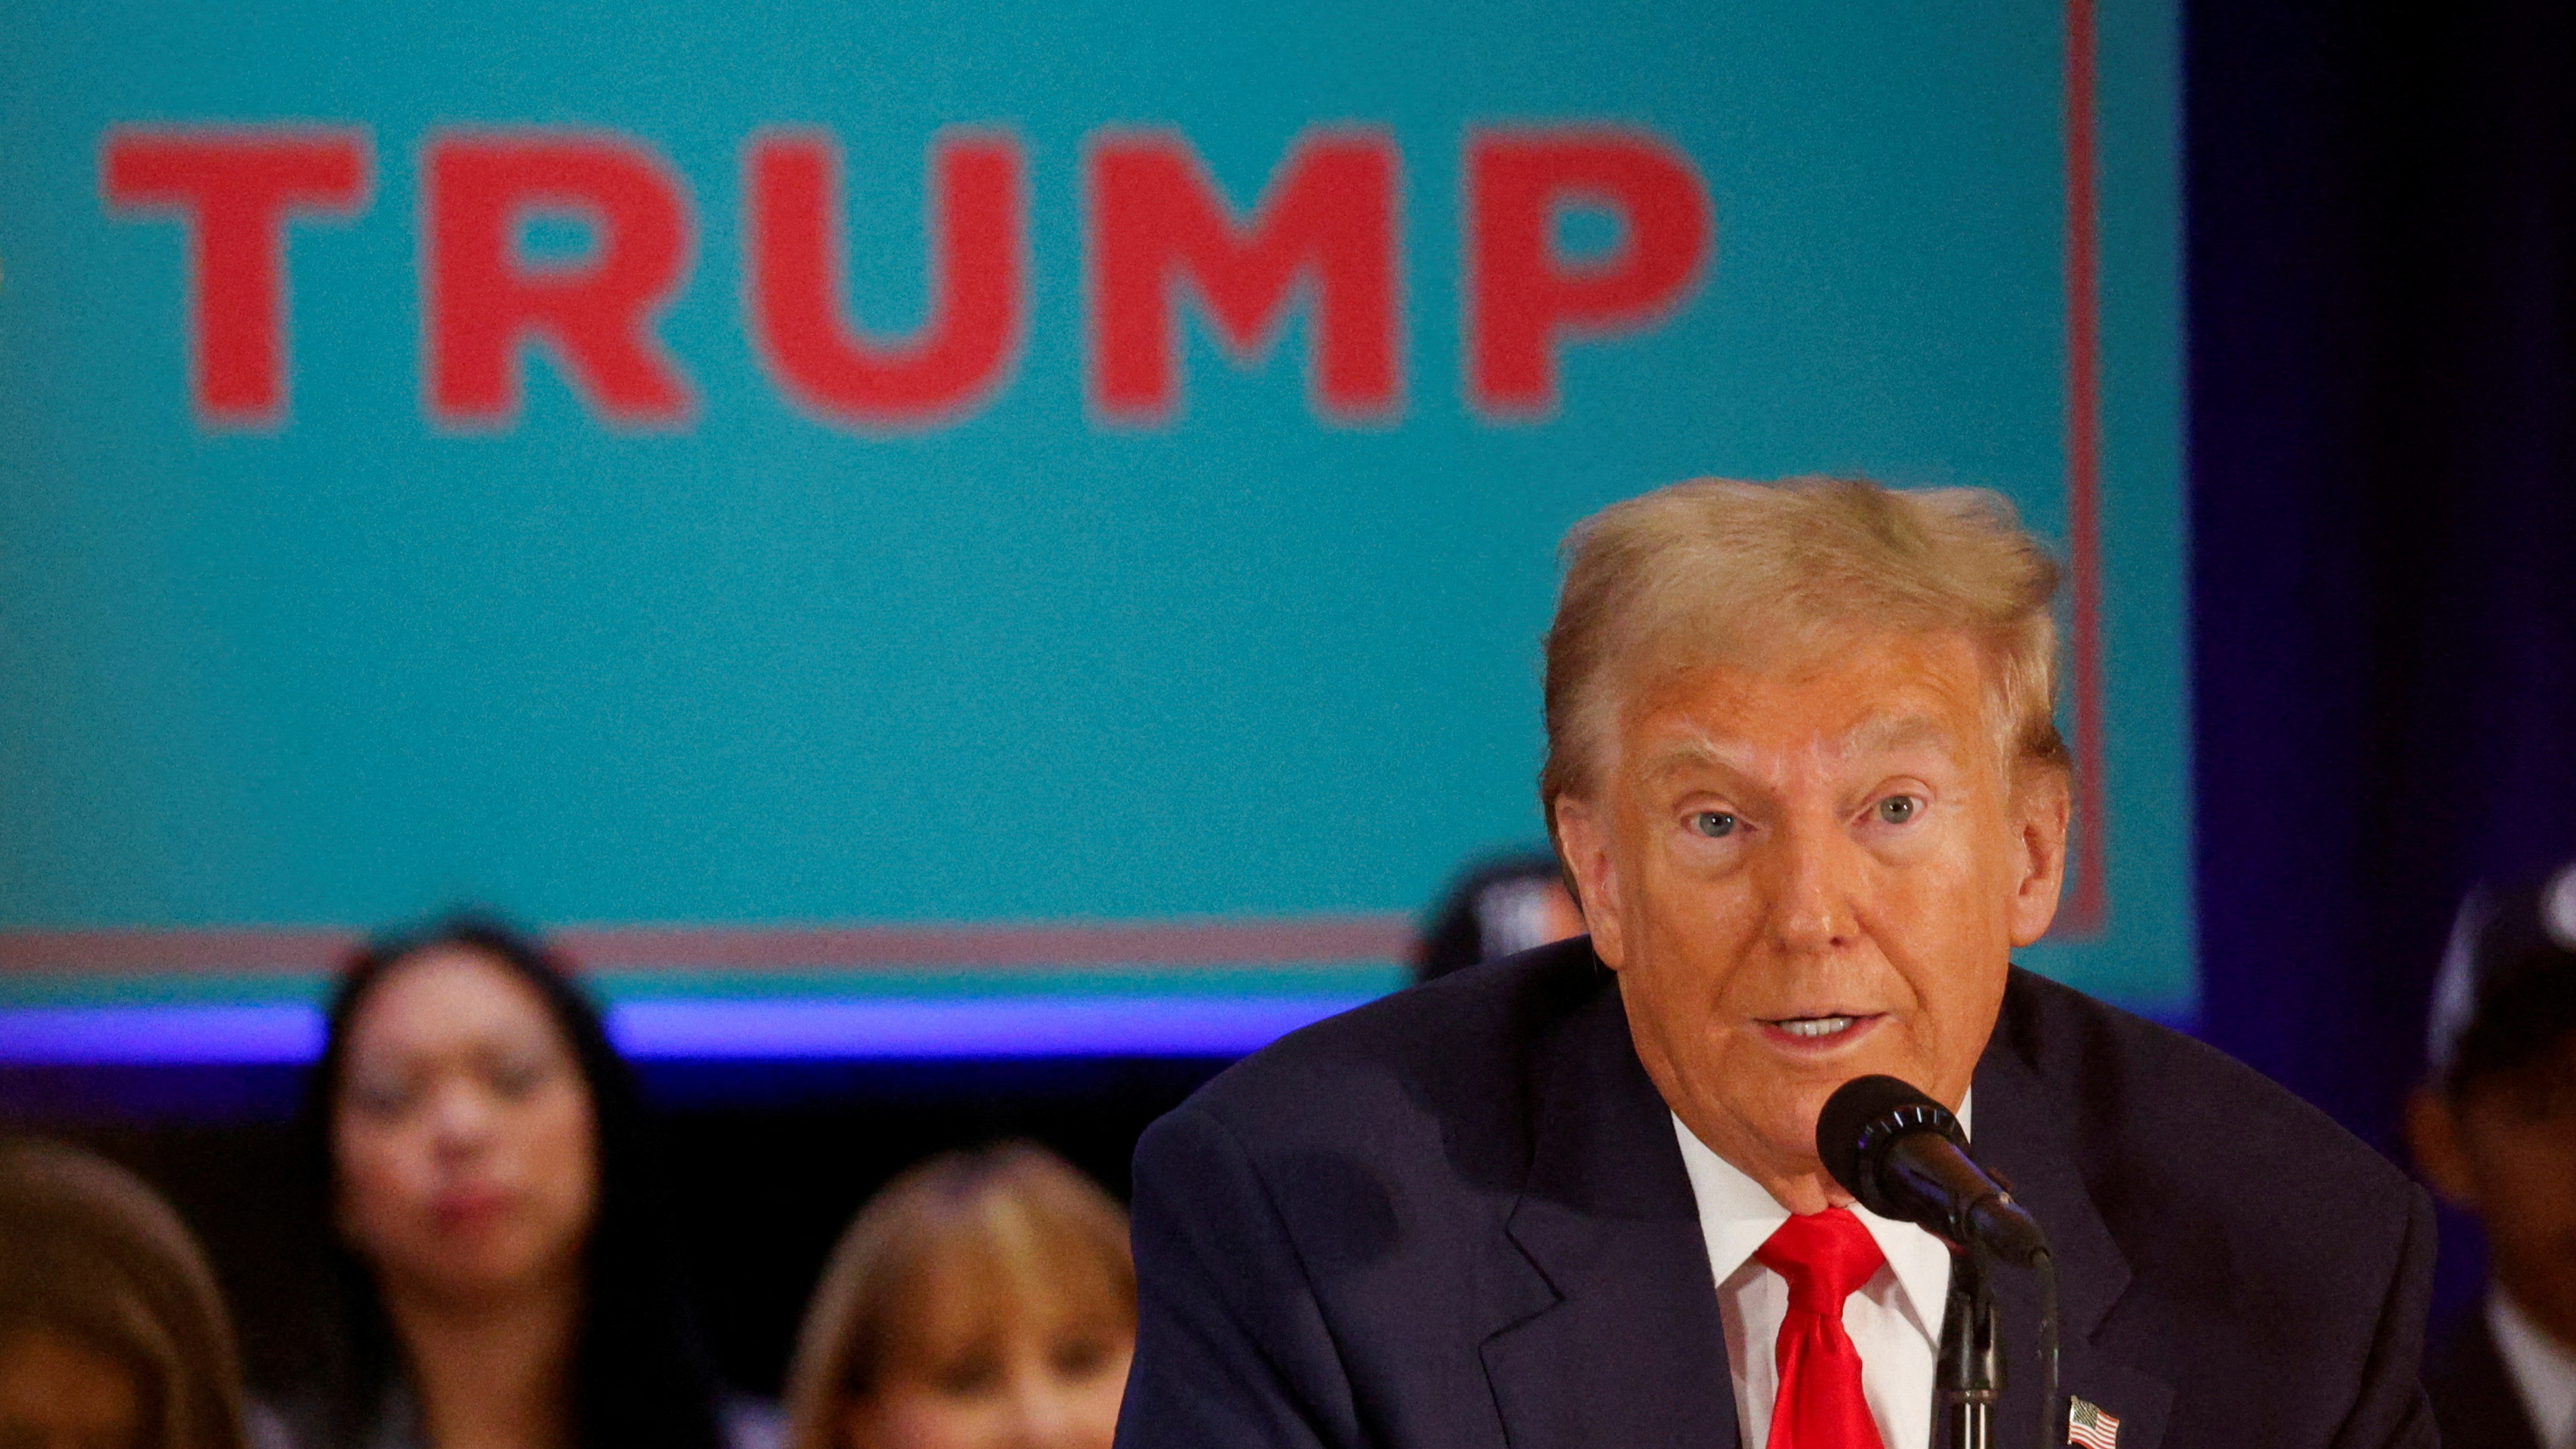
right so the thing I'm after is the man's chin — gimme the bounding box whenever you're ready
[1719,1056,1940,1174]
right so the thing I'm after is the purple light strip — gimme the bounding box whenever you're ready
[611,995,1368,1059]
[0,1005,327,1065]
[0,994,1375,1066]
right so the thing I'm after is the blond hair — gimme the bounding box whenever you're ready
[1540,476,2066,829]
[0,1140,251,1449]
[781,1143,1134,1449]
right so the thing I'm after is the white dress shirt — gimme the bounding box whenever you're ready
[2491,1286,2576,1449]
[1673,1099,1968,1449]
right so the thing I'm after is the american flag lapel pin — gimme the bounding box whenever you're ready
[2067,1397,2121,1449]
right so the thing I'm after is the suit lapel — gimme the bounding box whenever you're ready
[1482,968,1741,1449]
[1972,1024,2175,1449]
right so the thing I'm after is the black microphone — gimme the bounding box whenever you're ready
[1816,1074,2049,1266]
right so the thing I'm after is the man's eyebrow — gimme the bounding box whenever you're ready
[1838,712,1958,758]
[1638,736,1754,778]
[1634,714,1961,778]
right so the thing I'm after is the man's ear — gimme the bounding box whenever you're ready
[2404,1086,2483,1211]
[1553,795,1626,968]
[2005,764,2072,947]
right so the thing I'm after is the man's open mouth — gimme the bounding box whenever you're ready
[1758,1012,1885,1045]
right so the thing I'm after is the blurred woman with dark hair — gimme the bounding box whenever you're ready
[782,1143,1134,1449]
[278,914,748,1449]
[0,1137,253,1449]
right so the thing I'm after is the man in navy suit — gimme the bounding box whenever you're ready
[1114,477,2435,1449]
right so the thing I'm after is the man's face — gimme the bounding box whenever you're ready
[2408,1041,2576,1346]
[1553,628,2070,1208]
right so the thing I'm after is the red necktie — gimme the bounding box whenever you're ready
[1754,1208,1888,1449]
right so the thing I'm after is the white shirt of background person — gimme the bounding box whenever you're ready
[2492,1286,2576,1449]
[1675,1096,1968,1449]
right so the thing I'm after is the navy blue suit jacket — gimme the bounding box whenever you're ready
[1115,939,2438,1449]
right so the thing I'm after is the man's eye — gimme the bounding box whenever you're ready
[1688,811,1737,839]
[1052,1335,1112,1379]
[931,1352,1004,1399]
[1876,795,1922,824]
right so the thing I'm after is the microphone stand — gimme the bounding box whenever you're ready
[1812,1078,2061,1449]
[1937,1243,2003,1449]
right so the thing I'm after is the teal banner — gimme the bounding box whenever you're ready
[0,0,2187,1030]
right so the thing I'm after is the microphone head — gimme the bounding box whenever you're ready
[1815,1074,1968,1218]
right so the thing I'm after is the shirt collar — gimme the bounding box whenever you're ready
[2490,1285,2576,1447]
[1671,1092,1972,1344]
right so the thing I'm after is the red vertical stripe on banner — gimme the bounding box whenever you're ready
[2059,0,2108,938]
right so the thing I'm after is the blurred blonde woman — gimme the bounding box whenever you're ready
[784,1144,1135,1449]
[0,1138,252,1449]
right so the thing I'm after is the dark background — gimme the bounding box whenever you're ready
[2189,0,2576,1328]
[9,0,2576,1396]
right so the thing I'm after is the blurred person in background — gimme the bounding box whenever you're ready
[1410,851,1585,984]
[276,916,754,1449]
[0,1137,253,1449]
[781,1142,1133,1449]
[2408,865,2576,1449]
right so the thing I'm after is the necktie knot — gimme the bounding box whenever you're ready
[1754,1207,1886,1316]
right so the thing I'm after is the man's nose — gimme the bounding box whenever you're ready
[1001,1370,1081,1449]
[1766,816,1859,955]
